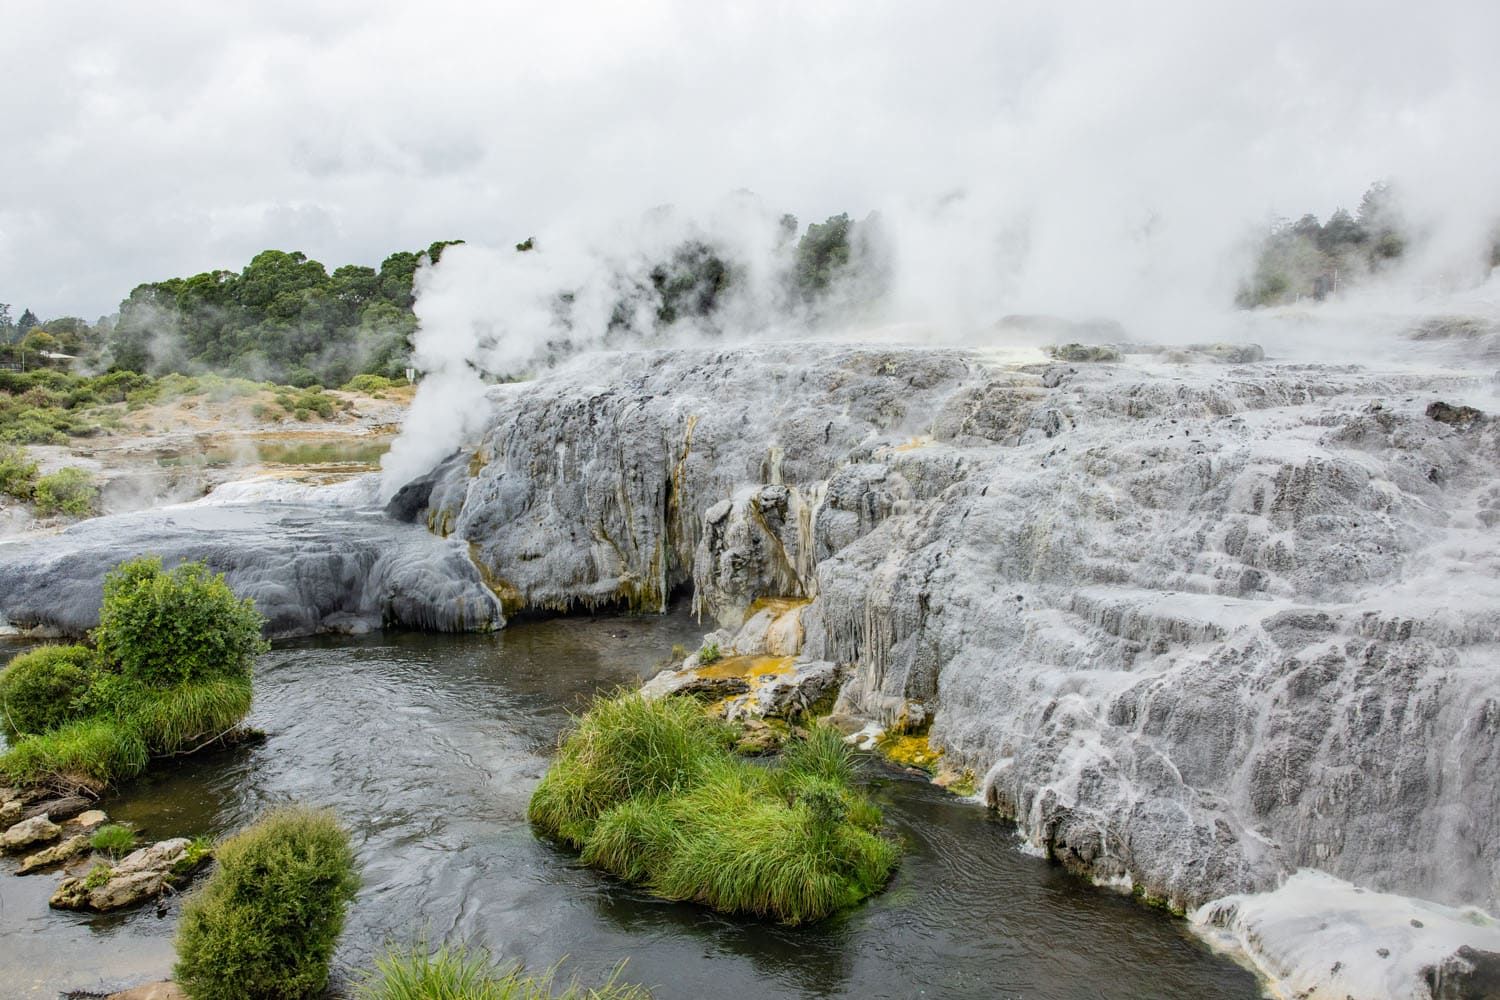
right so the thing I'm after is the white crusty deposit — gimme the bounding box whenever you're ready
[409,326,1500,995]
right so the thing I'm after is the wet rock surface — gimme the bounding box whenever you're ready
[50,838,202,913]
[0,481,503,638]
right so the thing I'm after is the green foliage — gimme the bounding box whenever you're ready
[90,823,137,857]
[108,242,459,384]
[342,373,402,395]
[175,806,360,1000]
[0,644,96,739]
[1235,181,1422,308]
[0,443,38,499]
[83,861,113,889]
[94,557,268,686]
[33,467,98,516]
[696,640,722,665]
[529,693,897,924]
[358,944,650,1000]
[0,716,150,786]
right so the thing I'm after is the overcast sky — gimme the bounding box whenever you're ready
[4,0,1498,319]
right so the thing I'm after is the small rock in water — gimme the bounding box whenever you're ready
[50,837,194,912]
[20,794,92,823]
[67,808,110,832]
[16,833,89,874]
[2,814,61,852]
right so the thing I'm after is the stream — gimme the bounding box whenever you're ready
[0,607,1261,999]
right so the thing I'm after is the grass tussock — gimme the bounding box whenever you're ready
[175,806,360,1000]
[0,674,252,789]
[359,943,649,1000]
[529,692,898,925]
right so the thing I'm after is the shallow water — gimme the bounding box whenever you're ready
[0,610,1261,999]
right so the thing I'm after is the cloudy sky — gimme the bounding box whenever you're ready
[4,0,1498,320]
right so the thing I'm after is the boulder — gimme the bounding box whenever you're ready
[16,833,89,874]
[2,814,61,852]
[50,837,194,913]
[20,794,92,823]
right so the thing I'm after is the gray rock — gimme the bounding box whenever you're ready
[50,837,194,912]
[0,489,504,639]
[16,833,88,874]
[20,794,91,823]
[6,341,1500,930]
[2,814,60,852]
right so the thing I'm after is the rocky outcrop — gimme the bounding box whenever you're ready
[6,335,1500,996]
[404,342,1500,924]
[0,481,503,638]
[50,837,205,912]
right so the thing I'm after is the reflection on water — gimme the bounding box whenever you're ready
[0,610,1261,999]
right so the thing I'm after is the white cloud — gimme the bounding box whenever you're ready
[2,0,1497,319]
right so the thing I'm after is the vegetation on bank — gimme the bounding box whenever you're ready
[175,806,360,1000]
[359,944,649,1000]
[528,692,898,925]
[0,367,384,450]
[0,557,265,792]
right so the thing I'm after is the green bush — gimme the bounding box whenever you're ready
[175,806,360,1000]
[93,557,268,685]
[0,645,96,739]
[33,467,98,516]
[697,641,722,666]
[0,444,38,500]
[0,558,263,791]
[342,373,400,396]
[359,943,649,1000]
[529,693,897,925]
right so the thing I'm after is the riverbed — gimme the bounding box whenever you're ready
[0,608,1261,999]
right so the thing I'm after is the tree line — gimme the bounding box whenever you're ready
[3,210,889,384]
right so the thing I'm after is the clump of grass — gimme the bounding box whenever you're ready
[0,716,149,787]
[530,692,898,925]
[697,641,722,666]
[90,823,137,858]
[358,943,650,1000]
[175,806,360,1000]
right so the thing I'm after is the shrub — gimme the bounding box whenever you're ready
[342,373,398,396]
[530,693,897,924]
[697,641,722,666]
[358,943,649,1000]
[0,443,38,500]
[33,467,98,516]
[0,645,96,739]
[175,806,360,1000]
[93,557,268,685]
[90,823,137,858]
